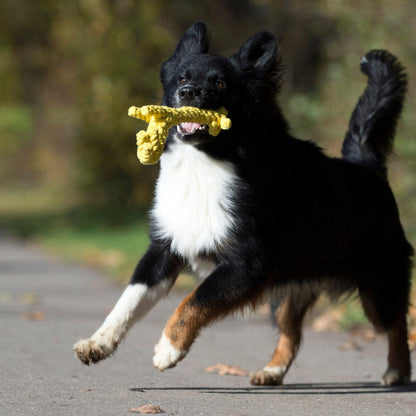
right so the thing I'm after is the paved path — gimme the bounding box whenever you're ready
[1,233,416,415]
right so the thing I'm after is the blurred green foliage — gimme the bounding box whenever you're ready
[0,0,415,246]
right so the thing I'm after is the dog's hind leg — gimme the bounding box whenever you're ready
[384,317,411,385]
[360,287,411,385]
[74,243,182,365]
[250,288,318,386]
[358,246,412,385]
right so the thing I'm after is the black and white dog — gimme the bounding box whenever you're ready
[74,22,413,386]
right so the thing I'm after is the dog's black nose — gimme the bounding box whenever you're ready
[178,86,200,103]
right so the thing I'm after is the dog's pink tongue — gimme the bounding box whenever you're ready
[180,122,201,134]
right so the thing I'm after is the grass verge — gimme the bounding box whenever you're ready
[0,185,196,290]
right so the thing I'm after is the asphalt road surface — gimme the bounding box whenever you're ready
[1,233,416,415]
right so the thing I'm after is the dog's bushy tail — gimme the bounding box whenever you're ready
[341,50,407,177]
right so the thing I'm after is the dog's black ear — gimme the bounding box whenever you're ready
[160,22,210,84]
[174,22,210,57]
[231,31,279,75]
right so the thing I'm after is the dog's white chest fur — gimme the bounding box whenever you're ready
[152,142,237,268]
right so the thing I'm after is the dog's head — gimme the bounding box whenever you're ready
[160,22,282,142]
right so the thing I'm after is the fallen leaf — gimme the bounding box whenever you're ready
[0,291,13,303]
[312,309,342,332]
[129,404,165,414]
[21,311,45,321]
[408,306,416,319]
[338,340,362,351]
[83,248,124,268]
[20,293,39,305]
[349,326,377,341]
[205,363,249,377]
[408,330,416,350]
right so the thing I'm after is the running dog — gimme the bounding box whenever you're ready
[74,22,413,386]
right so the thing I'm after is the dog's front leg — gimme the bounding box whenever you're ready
[74,242,182,365]
[153,264,266,370]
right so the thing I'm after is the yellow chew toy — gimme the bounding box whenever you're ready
[128,105,232,165]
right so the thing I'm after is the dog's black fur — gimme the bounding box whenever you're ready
[75,22,413,385]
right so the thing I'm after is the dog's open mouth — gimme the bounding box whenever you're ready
[177,122,209,138]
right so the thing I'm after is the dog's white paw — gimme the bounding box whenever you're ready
[250,365,287,386]
[382,367,410,386]
[153,333,186,371]
[73,338,116,365]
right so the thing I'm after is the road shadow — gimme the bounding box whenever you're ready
[130,381,416,395]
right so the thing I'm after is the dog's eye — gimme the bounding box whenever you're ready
[216,80,225,89]
[179,77,187,85]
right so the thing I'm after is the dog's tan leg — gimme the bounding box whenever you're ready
[153,291,204,370]
[154,289,245,370]
[251,293,317,386]
[360,289,411,385]
[153,266,267,370]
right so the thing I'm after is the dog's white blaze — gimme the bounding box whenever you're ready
[86,281,171,351]
[153,142,238,267]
